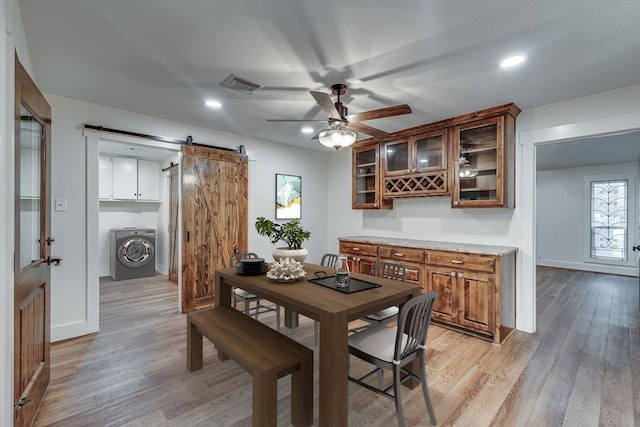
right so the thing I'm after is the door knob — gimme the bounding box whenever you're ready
[46,257,62,266]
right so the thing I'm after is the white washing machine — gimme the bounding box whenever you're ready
[110,228,156,280]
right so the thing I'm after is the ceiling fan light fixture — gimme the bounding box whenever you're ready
[459,155,478,178]
[318,128,357,150]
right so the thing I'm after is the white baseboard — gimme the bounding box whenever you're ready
[537,259,638,277]
[51,320,99,343]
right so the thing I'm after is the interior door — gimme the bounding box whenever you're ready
[168,164,179,283]
[14,56,52,426]
[181,145,248,312]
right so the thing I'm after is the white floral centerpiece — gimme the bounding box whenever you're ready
[267,257,306,282]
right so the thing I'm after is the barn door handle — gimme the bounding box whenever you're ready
[14,397,29,407]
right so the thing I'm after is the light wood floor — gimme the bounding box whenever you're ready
[33,267,639,426]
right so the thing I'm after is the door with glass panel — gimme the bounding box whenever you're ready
[14,56,52,426]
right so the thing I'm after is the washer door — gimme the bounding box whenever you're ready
[118,237,154,268]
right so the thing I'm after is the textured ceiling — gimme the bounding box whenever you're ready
[19,0,640,157]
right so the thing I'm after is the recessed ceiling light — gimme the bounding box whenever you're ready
[301,127,313,134]
[500,55,526,68]
[205,99,222,108]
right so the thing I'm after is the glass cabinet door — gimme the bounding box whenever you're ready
[383,140,409,175]
[353,144,392,209]
[453,117,504,207]
[415,132,445,172]
[354,148,377,205]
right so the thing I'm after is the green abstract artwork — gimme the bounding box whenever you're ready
[275,174,301,219]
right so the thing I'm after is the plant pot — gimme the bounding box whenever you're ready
[272,247,308,263]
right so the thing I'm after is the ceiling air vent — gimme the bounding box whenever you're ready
[220,74,262,94]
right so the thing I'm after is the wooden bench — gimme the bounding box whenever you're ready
[187,306,313,427]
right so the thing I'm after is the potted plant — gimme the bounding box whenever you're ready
[255,217,311,262]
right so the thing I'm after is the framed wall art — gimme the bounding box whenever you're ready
[275,174,302,219]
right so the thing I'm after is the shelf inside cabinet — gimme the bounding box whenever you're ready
[461,145,497,154]
[357,162,376,168]
[356,173,376,178]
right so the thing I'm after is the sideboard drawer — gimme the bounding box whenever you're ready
[339,241,378,258]
[378,246,425,264]
[427,251,495,273]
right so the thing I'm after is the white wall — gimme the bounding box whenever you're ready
[47,93,332,342]
[537,162,639,276]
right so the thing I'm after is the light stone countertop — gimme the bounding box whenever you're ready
[339,236,517,256]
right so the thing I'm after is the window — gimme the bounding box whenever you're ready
[584,173,637,266]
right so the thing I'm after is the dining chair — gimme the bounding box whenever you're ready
[291,252,340,345]
[350,261,406,334]
[348,291,438,427]
[230,253,281,330]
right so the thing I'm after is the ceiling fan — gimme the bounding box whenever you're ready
[266,83,412,149]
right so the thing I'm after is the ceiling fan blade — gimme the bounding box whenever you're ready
[345,104,411,122]
[266,119,327,122]
[347,122,389,138]
[310,91,342,120]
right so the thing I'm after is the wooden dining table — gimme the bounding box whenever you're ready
[215,262,420,427]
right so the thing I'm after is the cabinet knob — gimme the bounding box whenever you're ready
[458,273,464,278]
[450,272,456,277]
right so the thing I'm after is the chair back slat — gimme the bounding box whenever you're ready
[320,253,339,269]
[373,261,407,282]
[395,292,437,362]
[229,252,259,267]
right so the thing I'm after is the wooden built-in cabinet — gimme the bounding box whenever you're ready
[452,106,518,208]
[352,143,392,210]
[339,237,516,344]
[351,103,520,209]
[425,251,497,337]
[382,130,449,198]
[378,245,426,291]
[338,241,377,276]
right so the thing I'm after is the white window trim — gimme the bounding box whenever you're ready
[583,172,638,267]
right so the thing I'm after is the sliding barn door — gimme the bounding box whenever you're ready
[181,145,248,312]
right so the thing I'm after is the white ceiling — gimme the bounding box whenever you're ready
[19,0,640,160]
[537,130,640,171]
